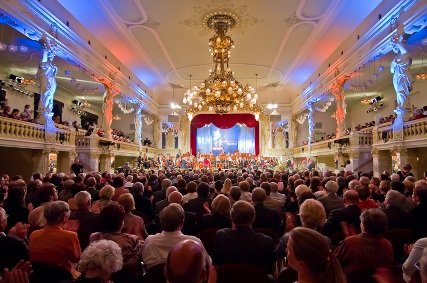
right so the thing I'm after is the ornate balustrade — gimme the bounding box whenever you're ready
[0,116,76,149]
[265,147,293,157]
[372,117,427,145]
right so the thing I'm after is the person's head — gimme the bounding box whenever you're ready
[86,177,96,187]
[74,191,91,210]
[44,201,70,225]
[238,181,250,192]
[196,182,210,199]
[165,239,210,283]
[230,200,255,227]
[5,181,26,208]
[252,187,267,203]
[214,180,223,193]
[288,227,346,283]
[229,186,241,203]
[390,180,405,194]
[355,185,370,201]
[211,194,231,216]
[325,181,339,194]
[186,181,197,194]
[403,164,412,172]
[112,176,124,188]
[99,185,115,201]
[79,239,123,281]
[299,199,326,229]
[348,179,361,190]
[270,182,279,193]
[160,203,185,232]
[295,184,310,199]
[390,173,401,181]
[168,191,183,204]
[118,193,135,214]
[385,190,404,208]
[413,186,427,205]
[161,178,173,190]
[221,178,232,195]
[99,203,125,233]
[360,208,388,236]
[131,182,144,195]
[343,190,359,205]
[36,183,58,204]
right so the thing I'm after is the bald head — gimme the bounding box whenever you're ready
[168,191,183,204]
[165,239,209,283]
[344,190,359,204]
[166,186,178,198]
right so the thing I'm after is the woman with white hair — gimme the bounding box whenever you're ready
[76,239,123,283]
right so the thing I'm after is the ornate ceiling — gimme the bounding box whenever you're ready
[54,0,384,105]
[3,0,426,114]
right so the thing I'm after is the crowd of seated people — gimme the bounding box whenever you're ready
[0,103,34,122]
[355,115,395,131]
[2,163,427,282]
[408,106,427,121]
[111,129,132,143]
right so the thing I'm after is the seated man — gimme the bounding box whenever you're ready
[143,203,203,269]
[334,208,393,275]
[28,201,81,274]
[165,239,213,283]
[215,200,274,273]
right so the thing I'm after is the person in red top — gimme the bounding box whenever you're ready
[29,201,81,274]
[203,157,211,169]
[356,185,378,211]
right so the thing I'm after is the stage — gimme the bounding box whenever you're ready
[190,113,260,156]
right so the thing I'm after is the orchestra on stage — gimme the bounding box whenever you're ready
[136,151,285,171]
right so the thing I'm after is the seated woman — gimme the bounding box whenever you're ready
[75,239,123,283]
[198,194,232,232]
[90,185,116,213]
[118,193,148,240]
[287,227,346,283]
[90,203,143,283]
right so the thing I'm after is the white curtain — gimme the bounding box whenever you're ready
[238,125,255,154]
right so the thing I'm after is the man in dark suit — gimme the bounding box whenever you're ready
[215,200,274,272]
[322,190,361,245]
[251,188,282,235]
[382,190,413,230]
[184,182,210,215]
[318,180,344,216]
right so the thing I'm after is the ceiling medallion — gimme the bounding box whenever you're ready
[181,3,261,35]
[182,13,261,121]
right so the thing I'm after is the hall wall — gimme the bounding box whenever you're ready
[0,147,34,181]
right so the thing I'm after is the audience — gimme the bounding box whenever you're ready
[3,161,427,282]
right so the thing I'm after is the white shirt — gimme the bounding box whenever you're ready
[182,192,198,204]
[403,237,427,282]
[142,230,203,269]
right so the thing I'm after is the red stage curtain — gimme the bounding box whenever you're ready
[190,113,259,156]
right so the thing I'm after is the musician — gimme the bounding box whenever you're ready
[203,157,211,169]
[137,155,142,169]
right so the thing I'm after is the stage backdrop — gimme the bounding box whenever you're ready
[191,114,259,156]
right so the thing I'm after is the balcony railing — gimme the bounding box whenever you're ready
[0,116,75,148]
[373,117,427,144]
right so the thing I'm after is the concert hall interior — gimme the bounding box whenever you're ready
[4,2,427,283]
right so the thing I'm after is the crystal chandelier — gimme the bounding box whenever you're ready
[183,14,261,121]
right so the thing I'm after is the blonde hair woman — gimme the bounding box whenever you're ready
[91,185,115,213]
[221,178,232,195]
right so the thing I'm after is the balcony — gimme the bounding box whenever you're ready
[373,117,427,148]
[0,116,75,150]
[292,131,373,158]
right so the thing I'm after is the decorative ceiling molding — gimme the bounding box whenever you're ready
[180,2,261,35]
[0,0,158,114]
[276,0,342,84]
[295,0,424,114]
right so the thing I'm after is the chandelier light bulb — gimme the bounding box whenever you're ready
[0,42,7,51]
[209,106,213,111]
[183,97,187,103]
[215,90,221,98]
[222,80,227,87]
[237,88,243,95]
[8,44,17,52]
[198,105,202,110]
[233,105,237,111]
[18,45,28,53]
